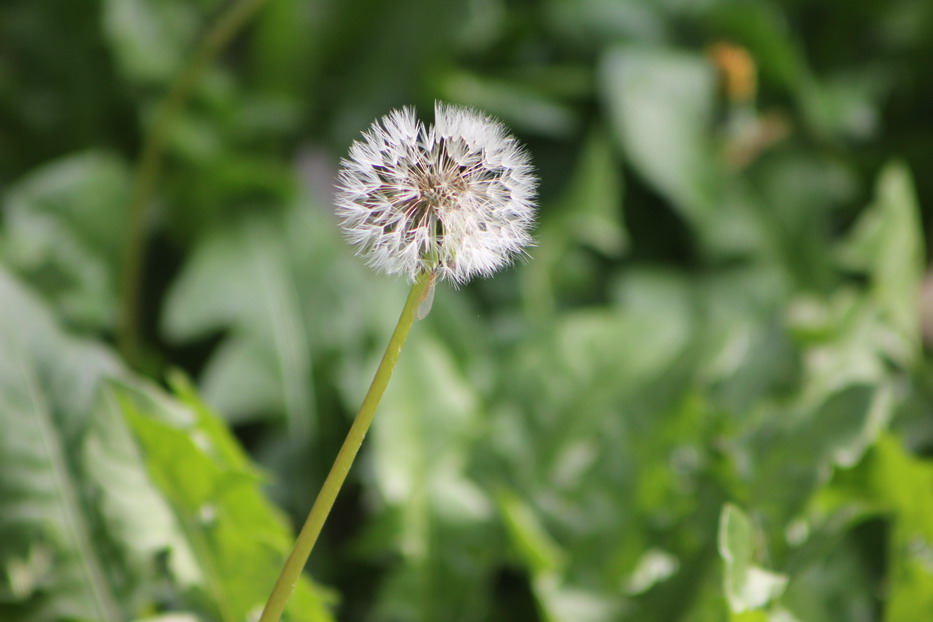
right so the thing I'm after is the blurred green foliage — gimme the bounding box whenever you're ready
[2,0,933,620]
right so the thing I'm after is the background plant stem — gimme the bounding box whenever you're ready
[259,273,433,622]
[117,0,270,364]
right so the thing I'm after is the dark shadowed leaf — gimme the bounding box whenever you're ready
[0,151,131,331]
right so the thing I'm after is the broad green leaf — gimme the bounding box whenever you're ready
[837,163,924,364]
[869,436,933,621]
[600,47,719,225]
[439,71,580,138]
[114,379,335,622]
[0,151,131,331]
[718,504,788,614]
[102,0,205,84]
[364,329,494,622]
[163,214,314,432]
[739,381,894,534]
[0,266,333,621]
[497,490,619,622]
[85,382,205,593]
[545,0,667,47]
[792,434,933,622]
[623,549,680,596]
[522,128,626,317]
[600,46,772,259]
[531,574,619,622]
[0,268,125,621]
[560,129,627,257]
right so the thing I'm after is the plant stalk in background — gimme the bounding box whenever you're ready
[118,0,270,364]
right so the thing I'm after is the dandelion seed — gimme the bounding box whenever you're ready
[335,102,537,284]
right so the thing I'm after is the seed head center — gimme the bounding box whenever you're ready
[418,170,463,210]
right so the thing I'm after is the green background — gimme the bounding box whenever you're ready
[2,0,932,620]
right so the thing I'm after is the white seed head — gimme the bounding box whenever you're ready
[335,102,537,284]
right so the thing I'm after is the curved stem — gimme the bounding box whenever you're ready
[118,0,271,363]
[259,273,433,622]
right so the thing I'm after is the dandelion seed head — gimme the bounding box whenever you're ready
[335,102,537,284]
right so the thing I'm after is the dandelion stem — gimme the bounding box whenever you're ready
[117,0,270,364]
[259,272,433,622]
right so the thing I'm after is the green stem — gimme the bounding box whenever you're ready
[118,0,271,363]
[259,273,433,622]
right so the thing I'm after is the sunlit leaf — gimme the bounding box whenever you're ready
[114,379,335,622]
[869,436,933,621]
[837,162,925,364]
[718,504,788,614]
[600,46,719,225]
[498,490,565,576]
[0,269,125,621]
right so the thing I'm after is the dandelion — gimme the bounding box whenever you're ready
[261,104,536,622]
[335,102,537,284]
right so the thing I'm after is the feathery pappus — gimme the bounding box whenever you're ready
[335,102,537,285]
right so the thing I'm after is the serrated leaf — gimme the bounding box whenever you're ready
[113,379,335,622]
[85,387,203,592]
[0,266,334,621]
[0,268,124,621]
[163,215,314,432]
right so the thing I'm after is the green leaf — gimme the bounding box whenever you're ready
[364,329,494,622]
[718,504,788,614]
[0,151,131,331]
[0,268,124,621]
[496,490,618,622]
[599,46,769,258]
[498,490,565,576]
[163,214,314,432]
[869,436,933,621]
[561,128,627,257]
[0,266,333,621]
[545,0,666,47]
[838,162,925,363]
[101,0,205,84]
[521,128,626,317]
[113,379,335,622]
[439,71,580,138]
[85,384,203,592]
[600,46,720,225]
